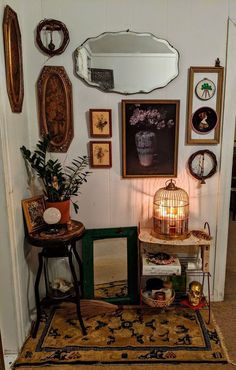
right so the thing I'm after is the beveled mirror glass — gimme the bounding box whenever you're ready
[74,31,179,94]
[93,238,128,299]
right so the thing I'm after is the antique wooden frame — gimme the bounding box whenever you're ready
[37,66,74,152]
[36,19,69,56]
[3,5,24,112]
[90,109,112,138]
[22,195,46,234]
[122,99,179,178]
[82,226,139,304]
[186,66,224,145]
[90,141,112,168]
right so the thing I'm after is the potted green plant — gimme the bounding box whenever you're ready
[20,135,90,223]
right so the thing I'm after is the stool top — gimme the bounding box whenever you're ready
[27,220,85,247]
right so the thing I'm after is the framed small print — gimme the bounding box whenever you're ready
[22,195,46,233]
[186,66,224,145]
[90,141,112,168]
[192,106,218,134]
[90,109,112,137]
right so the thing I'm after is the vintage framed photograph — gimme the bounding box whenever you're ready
[90,141,112,168]
[122,100,179,178]
[186,66,224,144]
[22,195,46,233]
[3,5,24,113]
[90,68,114,90]
[90,109,112,137]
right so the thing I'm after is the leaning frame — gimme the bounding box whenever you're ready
[82,226,139,304]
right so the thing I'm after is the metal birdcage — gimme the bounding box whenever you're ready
[153,179,189,240]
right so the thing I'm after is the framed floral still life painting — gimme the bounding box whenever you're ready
[186,66,224,144]
[90,141,112,168]
[90,109,112,138]
[122,100,179,178]
[22,195,46,234]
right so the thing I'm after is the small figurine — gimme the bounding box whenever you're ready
[188,281,203,307]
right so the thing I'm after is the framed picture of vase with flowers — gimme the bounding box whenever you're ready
[90,109,112,138]
[122,100,179,178]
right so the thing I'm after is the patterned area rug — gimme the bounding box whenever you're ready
[13,303,229,367]
[94,280,128,298]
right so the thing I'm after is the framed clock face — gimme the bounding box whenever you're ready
[187,150,217,184]
[195,78,216,101]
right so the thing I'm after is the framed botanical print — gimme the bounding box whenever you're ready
[90,141,112,168]
[90,109,112,137]
[122,100,179,178]
[22,195,46,233]
[186,66,224,144]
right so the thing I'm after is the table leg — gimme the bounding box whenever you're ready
[32,251,44,338]
[68,249,87,336]
[72,243,83,296]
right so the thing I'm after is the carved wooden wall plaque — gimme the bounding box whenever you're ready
[3,5,24,112]
[37,66,74,152]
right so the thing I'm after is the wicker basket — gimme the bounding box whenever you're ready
[141,289,175,308]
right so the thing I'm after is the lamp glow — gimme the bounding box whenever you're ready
[153,180,189,240]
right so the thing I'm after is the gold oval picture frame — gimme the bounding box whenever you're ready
[3,5,24,112]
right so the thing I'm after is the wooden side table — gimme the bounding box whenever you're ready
[27,220,87,338]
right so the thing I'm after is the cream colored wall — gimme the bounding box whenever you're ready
[0,0,32,353]
[1,0,236,353]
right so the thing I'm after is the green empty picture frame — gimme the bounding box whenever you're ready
[82,226,139,305]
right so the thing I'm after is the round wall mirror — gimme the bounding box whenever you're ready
[73,30,179,95]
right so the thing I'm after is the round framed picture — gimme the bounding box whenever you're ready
[191,107,218,134]
[195,78,216,100]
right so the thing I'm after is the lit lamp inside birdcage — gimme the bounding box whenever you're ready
[153,180,189,240]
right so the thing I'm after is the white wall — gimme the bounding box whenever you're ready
[2,0,236,353]
[0,0,32,353]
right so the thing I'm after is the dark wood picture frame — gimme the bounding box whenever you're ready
[90,141,112,168]
[122,99,179,178]
[36,19,70,56]
[37,66,74,152]
[186,66,224,145]
[22,195,46,234]
[82,226,139,304]
[90,109,112,138]
[3,5,24,113]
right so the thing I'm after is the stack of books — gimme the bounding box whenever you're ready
[142,253,181,276]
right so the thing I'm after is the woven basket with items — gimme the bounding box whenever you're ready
[141,277,175,308]
[141,288,175,308]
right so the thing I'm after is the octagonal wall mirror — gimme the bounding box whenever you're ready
[74,31,179,94]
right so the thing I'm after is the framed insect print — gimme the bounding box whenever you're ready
[90,109,112,137]
[90,141,112,168]
[22,195,46,234]
[186,66,224,145]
